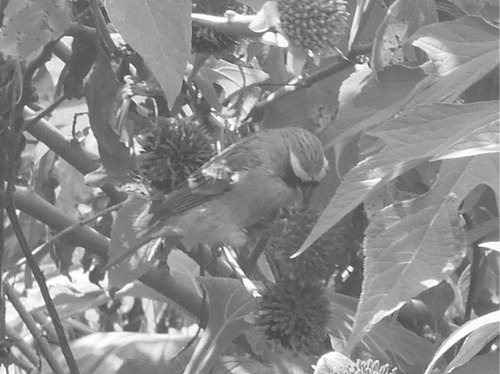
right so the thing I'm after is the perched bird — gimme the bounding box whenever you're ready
[141,126,329,251]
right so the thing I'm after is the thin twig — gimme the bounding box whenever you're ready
[5,324,39,368]
[222,246,260,298]
[4,282,66,374]
[23,95,66,130]
[0,127,7,350]
[5,202,80,374]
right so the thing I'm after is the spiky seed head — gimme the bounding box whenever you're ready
[278,0,350,56]
[268,208,350,285]
[255,279,331,355]
[138,117,215,193]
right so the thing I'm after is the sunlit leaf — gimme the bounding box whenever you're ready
[406,16,499,107]
[298,102,498,256]
[346,154,498,351]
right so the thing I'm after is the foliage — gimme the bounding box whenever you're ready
[0,0,498,373]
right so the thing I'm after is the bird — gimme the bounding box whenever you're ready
[139,126,329,251]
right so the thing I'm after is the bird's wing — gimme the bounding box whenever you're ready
[149,136,267,220]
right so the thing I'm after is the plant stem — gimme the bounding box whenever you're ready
[5,282,66,374]
[5,201,80,374]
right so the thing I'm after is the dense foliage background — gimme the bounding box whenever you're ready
[0,0,498,373]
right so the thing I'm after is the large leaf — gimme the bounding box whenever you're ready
[371,0,438,72]
[184,277,255,374]
[447,352,499,374]
[327,292,434,374]
[0,0,71,59]
[327,65,426,162]
[445,321,500,372]
[297,101,499,256]
[106,0,191,108]
[405,16,499,107]
[345,153,499,351]
[329,16,499,164]
[424,310,500,374]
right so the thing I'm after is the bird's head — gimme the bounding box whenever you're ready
[281,127,329,205]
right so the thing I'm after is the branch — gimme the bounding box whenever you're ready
[5,324,39,370]
[0,186,208,320]
[23,107,126,204]
[191,12,261,38]
[5,282,66,374]
[5,199,80,374]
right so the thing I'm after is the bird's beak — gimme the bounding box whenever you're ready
[299,182,319,206]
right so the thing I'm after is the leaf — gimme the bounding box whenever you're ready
[108,195,158,289]
[184,277,255,374]
[105,0,191,108]
[419,281,455,331]
[447,352,499,374]
[424,310,500,374]
[346,153,499,351]
[41,332,198,374]
[327,292,434,373]
[405,16,499,107]
[479,241,500,253]
[330,16,499,163]
[298,101,500,256]
[327,65,427,164]
[431,118,499,160]
[371,0,438,72]
[345,195,466,352]
[84,53,136,184]
[197,57,269,102]
[0,0,71,59]
[445,321,500,372]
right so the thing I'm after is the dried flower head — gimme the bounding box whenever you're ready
[139,117,215,193]
[255,279,331,355]
[268,207,367,286]
[278,0,350,56]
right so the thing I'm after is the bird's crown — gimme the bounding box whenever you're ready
[282,127,329,183]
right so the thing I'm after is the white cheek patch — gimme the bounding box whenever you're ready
[289,150,312,182]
